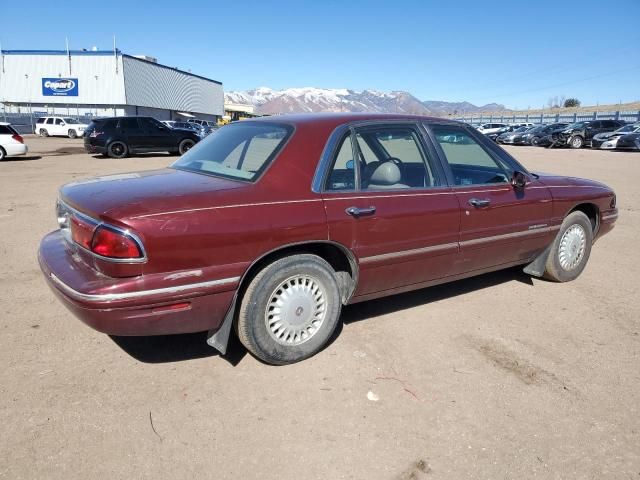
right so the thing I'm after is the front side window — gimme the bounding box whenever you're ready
[431,125,509,186]
[172,122,292,182]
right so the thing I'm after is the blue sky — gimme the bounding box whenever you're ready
[2,0,639,108]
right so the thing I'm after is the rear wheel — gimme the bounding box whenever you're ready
[531,136,540,146]
[569,135,584,149]
[178,138,195,155]
[39,129,49,137]
[236,254,342,365]
[68,129,77,139]
[107,141,128,159]
[544,211,593,282]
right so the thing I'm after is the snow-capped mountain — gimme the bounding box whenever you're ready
[224,87,507,115]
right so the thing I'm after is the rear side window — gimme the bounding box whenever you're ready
[118,118,140,131]
[36,118,45,124]
[431,125,510,186]
[172,122,292,182]
[0,125,16,134]
[46,118,54,125]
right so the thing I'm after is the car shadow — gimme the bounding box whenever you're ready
[110,267,535,366]
[340,266,534,326]
[2,155,43,162]
[110,331,247,366]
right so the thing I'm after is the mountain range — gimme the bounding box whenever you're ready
[224,87,507,116]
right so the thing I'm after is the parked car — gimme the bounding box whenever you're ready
[553,120,626,148]
[615,131,640,151]
[38,114,618,365]
[592,122,640,150]
[35,116,88,138]
[529,123,570,147]
[188,119,217,128]
[476,123,509,135]
[512,125,547,145]
[0,123,28,160]
[495,125,532,144]
[84,116,201,158]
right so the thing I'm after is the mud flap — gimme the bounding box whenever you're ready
[206,302,235,355]
[523,245,551,278]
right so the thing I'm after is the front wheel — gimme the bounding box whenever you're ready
[68,129,78,139]
[544,211,593,282]
[236,254,342,365]
[178,138,195,155]
[569,135,584,149]
[531,136,540,146]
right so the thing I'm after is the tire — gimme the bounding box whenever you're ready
[236,254,342,365]
[107,141,128,159]
[0,147,6,161]
[39,129,49,137]
[543,211,593,282]
[569,135,584,149]
[178,138,195,155]
[68,129,77,139]
[531,136,540,146]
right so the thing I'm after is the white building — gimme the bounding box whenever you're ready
[0,50,224,122]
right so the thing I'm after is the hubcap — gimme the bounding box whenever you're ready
[265,275,327,346]
[558,224,586,271]
[572,137,581,147]
[112,143,124,155]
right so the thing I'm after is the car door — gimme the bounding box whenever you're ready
[53,118,66,136]
[45,118,55,134]
[138,117,174,150]
[117,117,145,151]
[321,122,461,297]
[427,123,554,272]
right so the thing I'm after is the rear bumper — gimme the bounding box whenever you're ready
[4,143,28,156]
[38,231,237,336]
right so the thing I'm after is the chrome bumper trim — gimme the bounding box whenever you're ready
[49,273,240,303]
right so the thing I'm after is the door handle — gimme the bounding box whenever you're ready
[468,198,491,208]
[345,206,376,217]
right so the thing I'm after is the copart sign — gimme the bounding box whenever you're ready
[42,78,79,96]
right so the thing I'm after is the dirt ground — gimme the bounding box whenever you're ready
[1,135,638,479]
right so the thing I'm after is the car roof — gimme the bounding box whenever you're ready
[246,112,461,129]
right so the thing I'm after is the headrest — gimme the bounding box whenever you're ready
[369,161,402,186]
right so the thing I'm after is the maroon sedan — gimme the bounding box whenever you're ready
[38,114,618,365]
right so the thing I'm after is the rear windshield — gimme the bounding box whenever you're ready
[0,125,18,135]
[172,122,292,182]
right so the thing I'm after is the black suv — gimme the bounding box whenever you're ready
[554,120,626,149]
[84,116,200,158]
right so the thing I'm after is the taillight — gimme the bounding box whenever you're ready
[12,134,24,144]
[91,226,143,259]
[70,215,96,249]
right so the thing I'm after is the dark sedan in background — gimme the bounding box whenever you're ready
[553,120,627,149]
[592,123,640,150]
[533,123,571,147]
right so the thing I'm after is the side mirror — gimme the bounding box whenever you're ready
[511,170,529,189]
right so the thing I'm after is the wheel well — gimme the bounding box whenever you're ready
[237,242,357,305]
[570,203,599,232]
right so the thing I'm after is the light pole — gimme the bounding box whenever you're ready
[25,74,34,132]
[94,75,99,116]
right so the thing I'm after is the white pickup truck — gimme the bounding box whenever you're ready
[35,116,88,138]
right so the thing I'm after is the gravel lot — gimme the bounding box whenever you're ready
[1,136,638,479]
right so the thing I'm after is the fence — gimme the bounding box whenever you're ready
[454,110,640,126]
